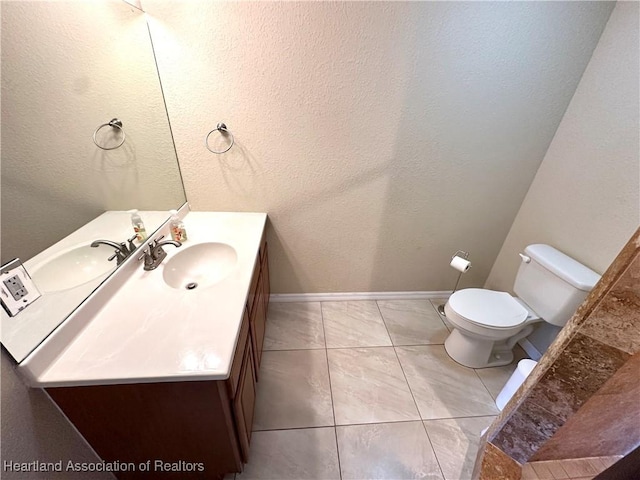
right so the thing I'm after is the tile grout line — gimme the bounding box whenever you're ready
[471,362,501,403]
[427,298,452,331]
[422,425,446,480]
[265,343,452,354]
[474,370,500,402]
[253,414,503,432]
[374,300,447,480]
[319,302,343,480]
[263,346,327,352]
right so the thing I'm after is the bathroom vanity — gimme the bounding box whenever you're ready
[18,211,270,479]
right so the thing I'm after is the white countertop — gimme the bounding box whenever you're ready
[2,210,175,363]
[19,211,267,387]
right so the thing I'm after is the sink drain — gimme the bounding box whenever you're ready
[186,282,198,290]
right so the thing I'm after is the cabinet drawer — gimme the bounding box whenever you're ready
[227,308,250,399]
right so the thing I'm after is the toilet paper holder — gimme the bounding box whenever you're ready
[437,250,471,317]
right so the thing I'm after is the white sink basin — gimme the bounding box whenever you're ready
[163,242,238,290]
[31,245,116,293]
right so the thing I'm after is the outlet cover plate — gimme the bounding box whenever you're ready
[1,259,41,317]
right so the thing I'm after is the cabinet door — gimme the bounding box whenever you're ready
[246,258,261,319]
[233,340,256,463]
[251,276,266,373]
[261,243,270,313]
[227,308,250,399]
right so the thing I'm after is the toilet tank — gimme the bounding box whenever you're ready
[513,244,601,327]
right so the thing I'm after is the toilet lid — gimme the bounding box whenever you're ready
[448,289,528,328]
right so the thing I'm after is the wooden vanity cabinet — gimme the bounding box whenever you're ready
[45,240,270,479]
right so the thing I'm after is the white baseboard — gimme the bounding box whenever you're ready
[518,338,542,361]
[269,291,452,303]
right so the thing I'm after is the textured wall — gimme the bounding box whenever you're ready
[1,0,185,265]
[1,352,114,479]
[144,1,613,293]
[484,2,639,353]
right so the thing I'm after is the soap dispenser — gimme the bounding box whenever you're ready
[169,210,188,242]
[128,209,147,242]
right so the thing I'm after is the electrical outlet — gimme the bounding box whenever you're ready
[3,275,29,300]
[1,259,41,317]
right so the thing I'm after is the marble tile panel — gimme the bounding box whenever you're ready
[253,350,334,430]
[327,347,420,425]
[475,345,529,400]
[477,442,523,480]
[580,251,640,354]
[263,302,325,350]
[424,416,495,480]
[237,428,340,480]
[321,301,392,348]
[378,300,449,345]
[337,421,443,480]
[531,367,640,461]
[396,345,499,419]
[526,333,629,423]
[491,397,564,464]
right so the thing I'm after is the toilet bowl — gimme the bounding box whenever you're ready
[442,244,600,369]
[444,289,540,368]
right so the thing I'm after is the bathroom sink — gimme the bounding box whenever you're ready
[162,242,238,290]
[30,245,117,293]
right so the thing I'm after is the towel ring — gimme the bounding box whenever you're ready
[93,118,126,150]
[205,123,234,154]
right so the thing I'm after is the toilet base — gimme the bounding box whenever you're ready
[444,328,514,368]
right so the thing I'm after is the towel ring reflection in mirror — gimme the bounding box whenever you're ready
[93,118,126,150]
[205,123,234,154]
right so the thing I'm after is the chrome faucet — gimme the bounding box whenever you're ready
[90,235,137,265]
[139,236,181,271]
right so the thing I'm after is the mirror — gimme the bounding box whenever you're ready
[1,0,187,362]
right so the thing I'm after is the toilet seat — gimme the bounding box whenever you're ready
[448,289,528,329]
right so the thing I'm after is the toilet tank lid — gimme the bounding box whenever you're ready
[524,244,601,292]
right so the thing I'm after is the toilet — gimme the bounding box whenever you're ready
[443,244,600,368]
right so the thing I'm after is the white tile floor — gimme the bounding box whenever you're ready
[235,299,528,480]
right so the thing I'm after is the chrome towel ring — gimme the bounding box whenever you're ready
[205,123,234,154]
[93,118,126,150]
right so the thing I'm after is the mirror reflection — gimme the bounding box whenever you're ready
[1,0,187,362]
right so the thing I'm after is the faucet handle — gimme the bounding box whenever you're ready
[137,247,150,261]
[137,247,156,269]
[108,250,127,265]
[153,235,165,245]
[126,235,137,253]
